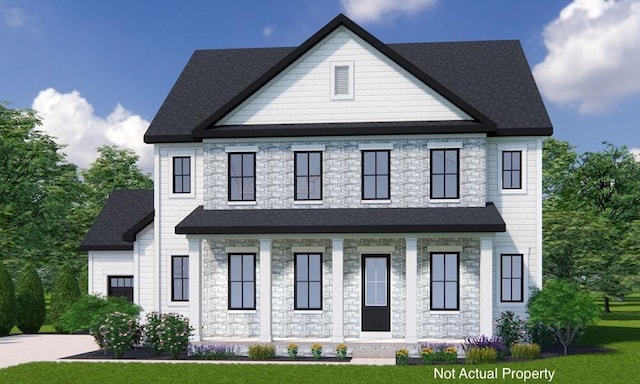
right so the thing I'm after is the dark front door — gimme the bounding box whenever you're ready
[362,255,390,331]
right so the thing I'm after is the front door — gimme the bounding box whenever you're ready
[362,255,390,331]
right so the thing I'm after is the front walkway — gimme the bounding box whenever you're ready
[0,334,98,369]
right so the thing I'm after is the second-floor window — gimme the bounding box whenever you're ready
[173,157,191,194]
[228,153,256,201]
[295,152,322,200]
[502,151,522,189]
[431,149,459,199]
[362,150,390,200]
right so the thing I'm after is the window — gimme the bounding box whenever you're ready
[173,157,191,194]
[431,149,459,199]
[502,151,522,189]
[430,253,459,310]
[294,253,322,310]
[108,276,133,302]
[228,254,255,309]
[172,256,189,302]
[501,254,523,302]
[228,153,255,201]
[362,150,390,200]
[295,152,322,200]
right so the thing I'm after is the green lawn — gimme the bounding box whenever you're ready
[1,296,639,384]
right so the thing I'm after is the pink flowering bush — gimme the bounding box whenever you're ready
[91,312,139,358]
[142,312,193,359]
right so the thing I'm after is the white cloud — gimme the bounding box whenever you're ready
[631,147,640,161]
[262,25,274,37]
[32,88,153,172]
[533,0,640,114]
[2,7,26,27]
[340,0,437,24]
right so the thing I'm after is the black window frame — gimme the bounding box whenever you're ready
[228,253,256,310]
[172,156,191,194]
[430,149,459,199]
[228,152,256,202]
[294,151,323,201]
[502,151,522,190]
[501,254,524,303]
[171,255,189,302]
[361,150,390,200]
[107,275,134,302]
[430,253,460,311]
[294,253,323,310]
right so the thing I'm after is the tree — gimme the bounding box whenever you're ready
[527,279,600,356]
[15,263,46,333]
[542,139,640,312]
[50,264,81,331]
[0,262,16,335]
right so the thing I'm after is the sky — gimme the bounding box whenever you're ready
[1,0,639,173]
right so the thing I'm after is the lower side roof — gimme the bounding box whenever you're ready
[175,203,505,235]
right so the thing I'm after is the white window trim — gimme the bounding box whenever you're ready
[427,141,463,149]
[291,246,326,253]
[357,246,395,254]
[330,62,354,100]
[294,200,324,205]
[225,145,259,153]
[291,144,326,152]
[225,246,259,253]
[169,150,196,199]
[498,144,528,194]
[358,143,393,150]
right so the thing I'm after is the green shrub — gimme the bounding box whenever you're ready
[15,264,46,334]
[91,312,139,358]
[465,347,498,364]
[248,344,275,360]
[510,343,541,359]
[56,294,140,334]
[496,311,526,350]
[0,263,16,336]
[50,265,81,331]
[142,312,192,359]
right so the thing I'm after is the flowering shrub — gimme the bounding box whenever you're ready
[395,347,409,365]
[248,343,275,360]
[188,344,237,359]
[142,312,192,359]
[420,343,458,364]
[311,343,323,359]
[463,335,507,360]
[286,343,299,359]
[335,343,348,360]
[495,311,526,349]
[91,311,138,358]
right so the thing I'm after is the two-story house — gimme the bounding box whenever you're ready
[80,14,552,344]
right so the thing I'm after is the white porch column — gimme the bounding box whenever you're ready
[405,238,418,343]
[188,237,202,341]
[331,238,344,343]
[479,237,494,337]
[259,239,272,342]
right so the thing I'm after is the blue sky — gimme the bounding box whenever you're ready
[1,0,639,172]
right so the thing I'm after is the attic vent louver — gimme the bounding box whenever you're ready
[331,62,354,100]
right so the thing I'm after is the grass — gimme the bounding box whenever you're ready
[1,296,639,383]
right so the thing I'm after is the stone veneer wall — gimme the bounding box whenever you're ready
[203,137,486,210]
[201,236,481,340]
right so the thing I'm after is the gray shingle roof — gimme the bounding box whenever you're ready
[175,203,506,235]
[144,14,552,143]
[80,190,154,251]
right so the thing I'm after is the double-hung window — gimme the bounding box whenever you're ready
[362,150,390,200]
[294,253,322,310]
[501,254,523,302]
[171,256,189,301]
[173,157,191,194]
[228,254,255,309]
[430,253,459,310]
[228,153,256,201]
[295,152,322,200]
[430,149,459,199]
[502,151,522,189]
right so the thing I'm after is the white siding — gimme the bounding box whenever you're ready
[486,137,542,318]
[156,144,204,317]
[135,224,155,315]
[88,251,133,297]
[219,26,470,126]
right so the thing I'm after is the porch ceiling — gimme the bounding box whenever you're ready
[175,203,505,235]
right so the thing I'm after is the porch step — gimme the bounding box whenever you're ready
[351,349,396,358]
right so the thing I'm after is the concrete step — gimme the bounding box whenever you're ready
[351,348,396,358]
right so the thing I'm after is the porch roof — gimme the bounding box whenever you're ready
[175,203,506,235]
